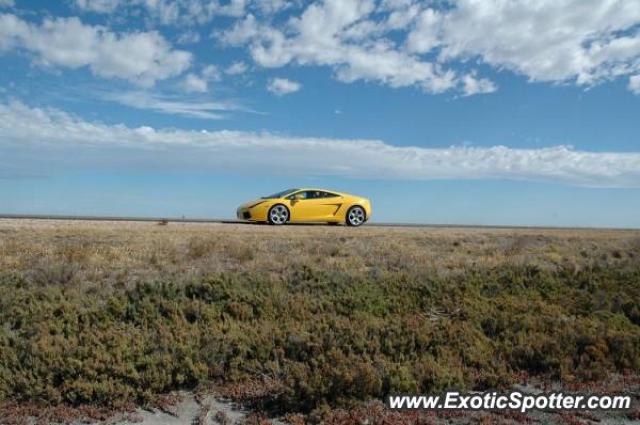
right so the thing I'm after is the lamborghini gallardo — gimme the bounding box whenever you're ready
[236,188,371,226]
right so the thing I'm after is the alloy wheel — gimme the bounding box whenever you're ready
[269,204,289,225]
[347,206,365,226]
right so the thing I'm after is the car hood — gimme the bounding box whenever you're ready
[238,199,269,209]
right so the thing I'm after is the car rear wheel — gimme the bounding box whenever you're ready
[268,204,289,225]
[346,206,366,227]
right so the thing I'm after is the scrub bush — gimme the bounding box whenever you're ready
[1,263,638,413]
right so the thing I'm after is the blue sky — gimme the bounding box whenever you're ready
[1,0,640,227]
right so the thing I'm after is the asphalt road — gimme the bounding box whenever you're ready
[0,213,634,231]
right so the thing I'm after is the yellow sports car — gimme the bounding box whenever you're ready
[236,188,372,226]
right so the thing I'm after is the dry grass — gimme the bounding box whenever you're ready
[1,219,638,286]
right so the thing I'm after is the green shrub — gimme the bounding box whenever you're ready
[0,263,638,413]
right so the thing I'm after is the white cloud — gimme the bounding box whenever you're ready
[221,0,640,95]
[629,75,640,94]
[103,91,244,119]
[179,65,220,93]
[74,0,276,25]
[405,7,440,54]
[2,100,639,187]
[220,14,260,45]
[226,61,248,75]
[176,30,201,44]
[267,77,301,95]
[0,0,14,8]
[424,0,640,87]
[254,0,296,15]
[461,73,497,97]
[201,64,221,81]
[215,0,248,18]
[75,0,122,13]
[8,1,640,96]
[181,73,209,93]
[221,1,459,93]
[0,13,192,86]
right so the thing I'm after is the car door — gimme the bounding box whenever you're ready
[287,191,342,221]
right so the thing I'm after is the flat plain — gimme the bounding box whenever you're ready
[0,219,639,424]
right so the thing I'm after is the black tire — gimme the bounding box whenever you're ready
[346,206,366,227]
[268,204,289,225]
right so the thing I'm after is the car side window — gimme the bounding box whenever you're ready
[299,191,321,199]
[287,191,308,200]
[320,191,339,198]
[287,191,339,200]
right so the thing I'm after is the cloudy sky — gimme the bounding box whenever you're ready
[1,0,640,226]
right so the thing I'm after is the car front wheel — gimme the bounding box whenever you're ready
[346,206,366,227]
[268,204,289,225]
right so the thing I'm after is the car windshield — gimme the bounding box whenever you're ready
[261,188,299,199]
